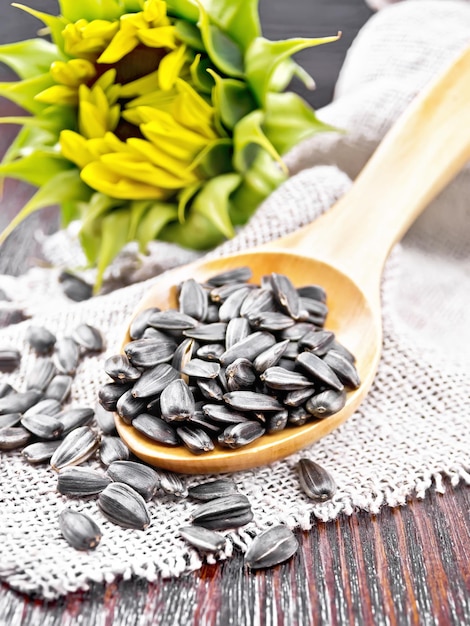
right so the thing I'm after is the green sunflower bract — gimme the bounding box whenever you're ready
[0,0,339,290]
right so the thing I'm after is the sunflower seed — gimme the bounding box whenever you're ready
[196,344,224,362]
[191,494,253,530]
[25,326,56,354]
[57,407,95,435]
[45,374,73,403]
[21,413,64,440]
[207,266,252,287]
[183,322,227,343]
[298,458,337,501]
[160,379,195,422]
[282,342,300,360]
[148,310,199,331]
[202,404,251,425]
[188,479,239,501]
[187,411,221,434]
[179,278,208,321]
[50,426,100,471]
[131,363,180,398]
[329,339,356,364]
[305,388,347,418]
[98,382,129,412]
[280,323,316,341]
[225,317,251,350]
[26,358,56,391]
[23,398,62,418]
[116,389,148,423]
[296,352,344,391]
[58,271,92,302]
[0,348,21,372]
[223,391,283,412]
[322,350,361,389]
[270,273,300,319]
[225,357,256,392]
[129,307,161,340]
[0,390,43,415]
[179,526,226,552]
[57,467,111,496]
[0,382,15,398]
[219,331,276,367]
[205,304,220,323]
[245,525,298,569]
[94,403,117,435]
[171,337,196,374]
[283,387,316,407]
[287,406,309,426]
[252,339,290,373]
[260,367,314,391]
[106,460,160,501]
[59,508,101,550]
[297,284,327,303]
[218,421,265,449]
[265,409,289,433]
[182,359,220,380]
[104,354,141,384]
[132,413,180,446]
[240,289,275,319]
[124,338,176,368]
[196,378,224,402]
[53,337,80,375]
[98,482,150,529]
[177,426,215,454]
[0,413,22,428]
[157,470,187,497]
[299,330,335,355]
[0,426,31,450]
[299,296,328,319]
[250,311,295,332]
[22,440,61,464]
[218,286,253,321]
[142,326,171,341]
[100,436,130,466]
[72,324,104,352]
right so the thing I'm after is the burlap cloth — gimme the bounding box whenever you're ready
[0,0,469,598]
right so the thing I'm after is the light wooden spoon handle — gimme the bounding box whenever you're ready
[271,45,470,312]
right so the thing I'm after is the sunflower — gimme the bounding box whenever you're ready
[0,0,338,289]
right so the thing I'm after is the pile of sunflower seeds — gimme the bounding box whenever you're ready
[100,267,360,454]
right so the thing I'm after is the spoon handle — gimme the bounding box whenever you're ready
[273,45,470,309]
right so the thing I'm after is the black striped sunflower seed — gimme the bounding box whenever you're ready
[0,426,31,450]
[191,494,253,530]
[125,338,176,368]
[99,436,130,466]
[53,337,80,375]
[132,413,179,446]
[0,390,43,415]
[22,440,61,464]
[188,479,239,501]
[50,426,100,471]
[322,350,361,389]
[25,326,56,354]
[59,508,102,551]
[0,348,21,372]
[45,374,73,403]
[21,413,64,440]
[260,367,314,391]
[98,482,150,529]
[218,421,265,449]
[296,352,344,392]
[106,460,160,501]
[57,467,111,496]
[305,389,347,418]
[26,358,56,391]
[269,273,300,319]
[131,363,180,398]
[223,391,283,412]
[160,379,195,422]
[245,525,298,569]
[72,324,104,352]
[57,407,95,436]
[179,278,208,321]
[104,354,141,384]
[129,307,161,340]
[176,426,215,454]
[179,526,226,553]
[298,458,337,502]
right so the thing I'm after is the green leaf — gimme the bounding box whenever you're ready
[159,211,225,250]
[0,150,73,186]
[210,71,256,129]
[95,208,131,291]
[233,110,287,174]
[58,0,124,21]
[11,4,67,51]
[190,55,214,93]
[175,20,205,50]
[191,172,240,239]
[263,92,337,155]
[245,34,340,106]
[166,0,199,23]
[0,39,60,80]
[191,138,233,178]
[270,58,316,93]
[177,181,203,223]
[78,193,120,264]
[197,0,260,50]
[135,202,179,251]
[60,200,82,227]
[128,200,152,240]
[0,170,92,245]
[0,74,54,114]
[197,2,244,78]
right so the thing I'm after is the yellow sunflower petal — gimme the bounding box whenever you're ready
[100,152,195,188]
[158,44,187,91]
[81,160,167,199]
[60,130,97,168]
[50,59,96,87]
[35,84,78,106]
[137,26,176,49]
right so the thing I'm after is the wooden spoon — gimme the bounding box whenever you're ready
[116,46,470,474]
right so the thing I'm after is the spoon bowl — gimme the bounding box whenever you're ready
[115,45,470,473]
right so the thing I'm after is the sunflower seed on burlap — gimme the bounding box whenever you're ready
[181,359,220,380]
[129,307,161,340]
[58,271,92,302]
[218,286,253,321]
[0,426,31,450]
[132,413,180,446]
[23,398,62,418]
[50,426,100,471]
[57,467,112,496]
[283,386,316,407]
[59,508,101,550]
[99,382,131,412]
[0,390,43,415]
[219,331,276,367]
[26,358,56,391]
[160,379,195,422]
[104,355,141,384]
[202,404,251,425]
[57,407,95,436]
[177,426,215,454]
[53,337,80,375]
[124,338,176,368]
[25,326,56,354]
[260,367,314,391]
[0,348,21,372]
[106,460,160,501]
[196,344,224,362]
[245,525,298,570]
[218,421,265,449]
[100,436,130,466]
[98,482,150,530]
[183,322,227,343]
[157,470,188,497]
[179,278,208,321]
[305,389,347,418]
[191,494,253,530]
[131,363,180,398]
[21,414,64,440]
[265,409,289,433]
[116,389,148,423]
[299,330,335,356]
[22,440,61,464]
[0,413,22,429]
[225,358,256,392]
[298,458,337,502]
[269,273,301,319]
[72,324,104,352]
[322,350,361,389]
[223,391,283,413]
[179,526,226,553]
[206,266,252,287]
[188,479,239,501]
[94,403,117,435]
[45,374,73,403]
[148,310,199,331]
[296,352,344,391]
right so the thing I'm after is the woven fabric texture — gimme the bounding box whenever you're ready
[1,0,469,598]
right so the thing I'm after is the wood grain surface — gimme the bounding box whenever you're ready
[1,1,470,625]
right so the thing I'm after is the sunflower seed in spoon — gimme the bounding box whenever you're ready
[206,266,252,287]
[179,526,226,552]
[218,286,253,321]
[283,387,316,407]
[305,389,347,418]
[223,391,283,412]
[116,389,149,423]
[265,409,289,433]
[196,344,224,362]
[269,273,300,319]
[245,525,298,570]
[218,421,265,449]
[124,338,176,368]
[183,323,227,343]
[160,379,195,422]
[148,310,199,331]
[131,363,180,398]
[296,352,344,392]
[99,382,130,412]
[179,278,208,321]
[253,339,290,373]
[219,331,276,367]
[322,350,361,389]
[225,317,251,350]
[106,460,160,501]
[59,508,102,550]
[104,354,141,384]
[57,467,111,496]
[177,426,215,454]
[132,413,180,446]
[298,458,337,501]
[299,330,335,356]
[202,404,251,425]
[181,359,220,380]
[225,358,256,392]
[260,367,314,391]
[129,307,161,340]
[196,378,224,402]
[297,284,327,303]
